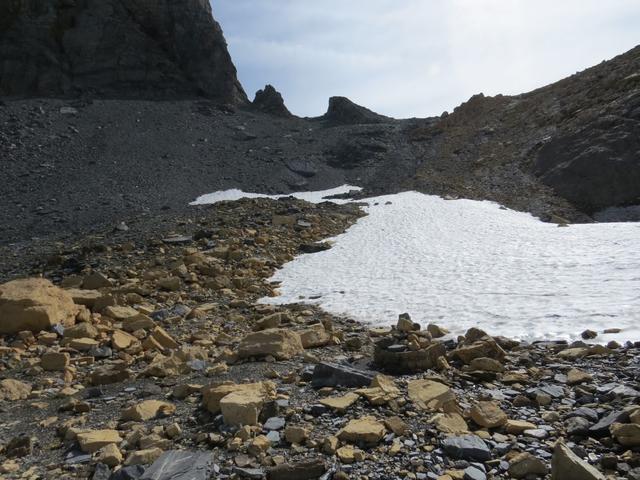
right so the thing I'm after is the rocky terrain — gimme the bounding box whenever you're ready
[1,2,639,251]
[0,197,639,480]
[1,1,639,479]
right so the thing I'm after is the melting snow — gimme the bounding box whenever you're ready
[260,191,640,344]
[189,184,362,205]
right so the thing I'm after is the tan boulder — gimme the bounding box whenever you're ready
[102,305,140,321]
[237,328,303,360]
[551,441,604,480]
[124,448,163,466]
[0,278,77,334]
[202,382,276,426]
[0,379,32,401]
[41,351,71,371]
[121,400,176,422]
[319,392,360,413]
[452,337,506,364]
[299,323,331,348]
[470,401,508,428]
[509,452,548,478]
[77,430,122,453]
[431,413,469,434]
[150,326,179,350]
[284,425,309,444]
[97,443,123,467]
[610,423,640,447]
[506,419,537,435]
[64,322,99,339]
[407,379,456,411]
[567,368,592,385]
[65,289,104,308]
[469,357,504,372]
[338,416,386,446]
[111,330,137,350]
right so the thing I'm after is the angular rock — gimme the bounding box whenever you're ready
[77,430,123,454]
[121,400,176,422]
[407,379,456,411]
[311,362,374,388]
[610,423,640,447]
[551,442,605,480]
[589,410,629,436]
[470,401,508,428]
[509,452,548,479]
[319,392,359,413]
[139,450,216,480]
[0,278,77,334]
[252,85,292,117]
[41,351,71,371]
[299,323,331,349]
[0,379,32,401]
[431,413,469,434]
[441,435,491,462]
[338,416,386,446]
[267,458,326,480]
[237,329,303,360]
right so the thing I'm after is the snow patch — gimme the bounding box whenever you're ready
[189,184,362,205]
[260,191,640,344]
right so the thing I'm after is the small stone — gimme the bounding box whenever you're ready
[237,329,304,360]
[441,435,491,462]
[407,379,456,411]
[505,419,536,435]
[432,413,469,434]
[567,369,592,385]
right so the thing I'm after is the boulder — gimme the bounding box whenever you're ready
[311,362,374,388]
[237,329,303,360]
[0,278,77,334]
[452,337,506,364]
[140,450,216,480]
[551,442,604,480]
[407,379,456,411]
[441,435,491,462]
[470,401,508,428]
[319,393,359,413]
[0,379,32,401]
[610,423,640,447]
[267,458,326,480]
[252,85,292,117]
[299,323,331,349]
[431,413,469,434]
[202,382,276,426]
[121,400,176,422]
[337,416,386,446]
[77,430,123,453]
[125,448,163,466]
[509,452,548,478]
[41,351,71,371]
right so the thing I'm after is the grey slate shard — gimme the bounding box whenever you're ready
[140,450,215,480]
[311,362,375,388]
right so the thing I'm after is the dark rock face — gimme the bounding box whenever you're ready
[535,112,640,214]
[0,0,247,103]
[322,96,390,125]
[253,84,292,117]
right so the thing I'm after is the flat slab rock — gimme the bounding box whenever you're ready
[140,450,216,480]
[311,362,374,388]
[441,435,492,462]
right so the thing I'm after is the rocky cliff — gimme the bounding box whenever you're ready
[0,0,247,103]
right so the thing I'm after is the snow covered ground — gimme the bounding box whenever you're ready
[260,191,640,344]
[191,187,640,343]
[189,185,361,205]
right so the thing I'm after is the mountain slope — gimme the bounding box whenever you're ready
[0,0,247,103]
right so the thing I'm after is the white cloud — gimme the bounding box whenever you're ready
[214,0,640,118]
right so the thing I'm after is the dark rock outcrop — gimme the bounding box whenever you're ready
[252,84,292,117]
[322,96,390,125]
[0,0,247,103]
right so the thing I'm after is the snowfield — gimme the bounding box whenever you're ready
[192,188,640,343]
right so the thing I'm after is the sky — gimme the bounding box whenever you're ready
[213,0,640,119]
